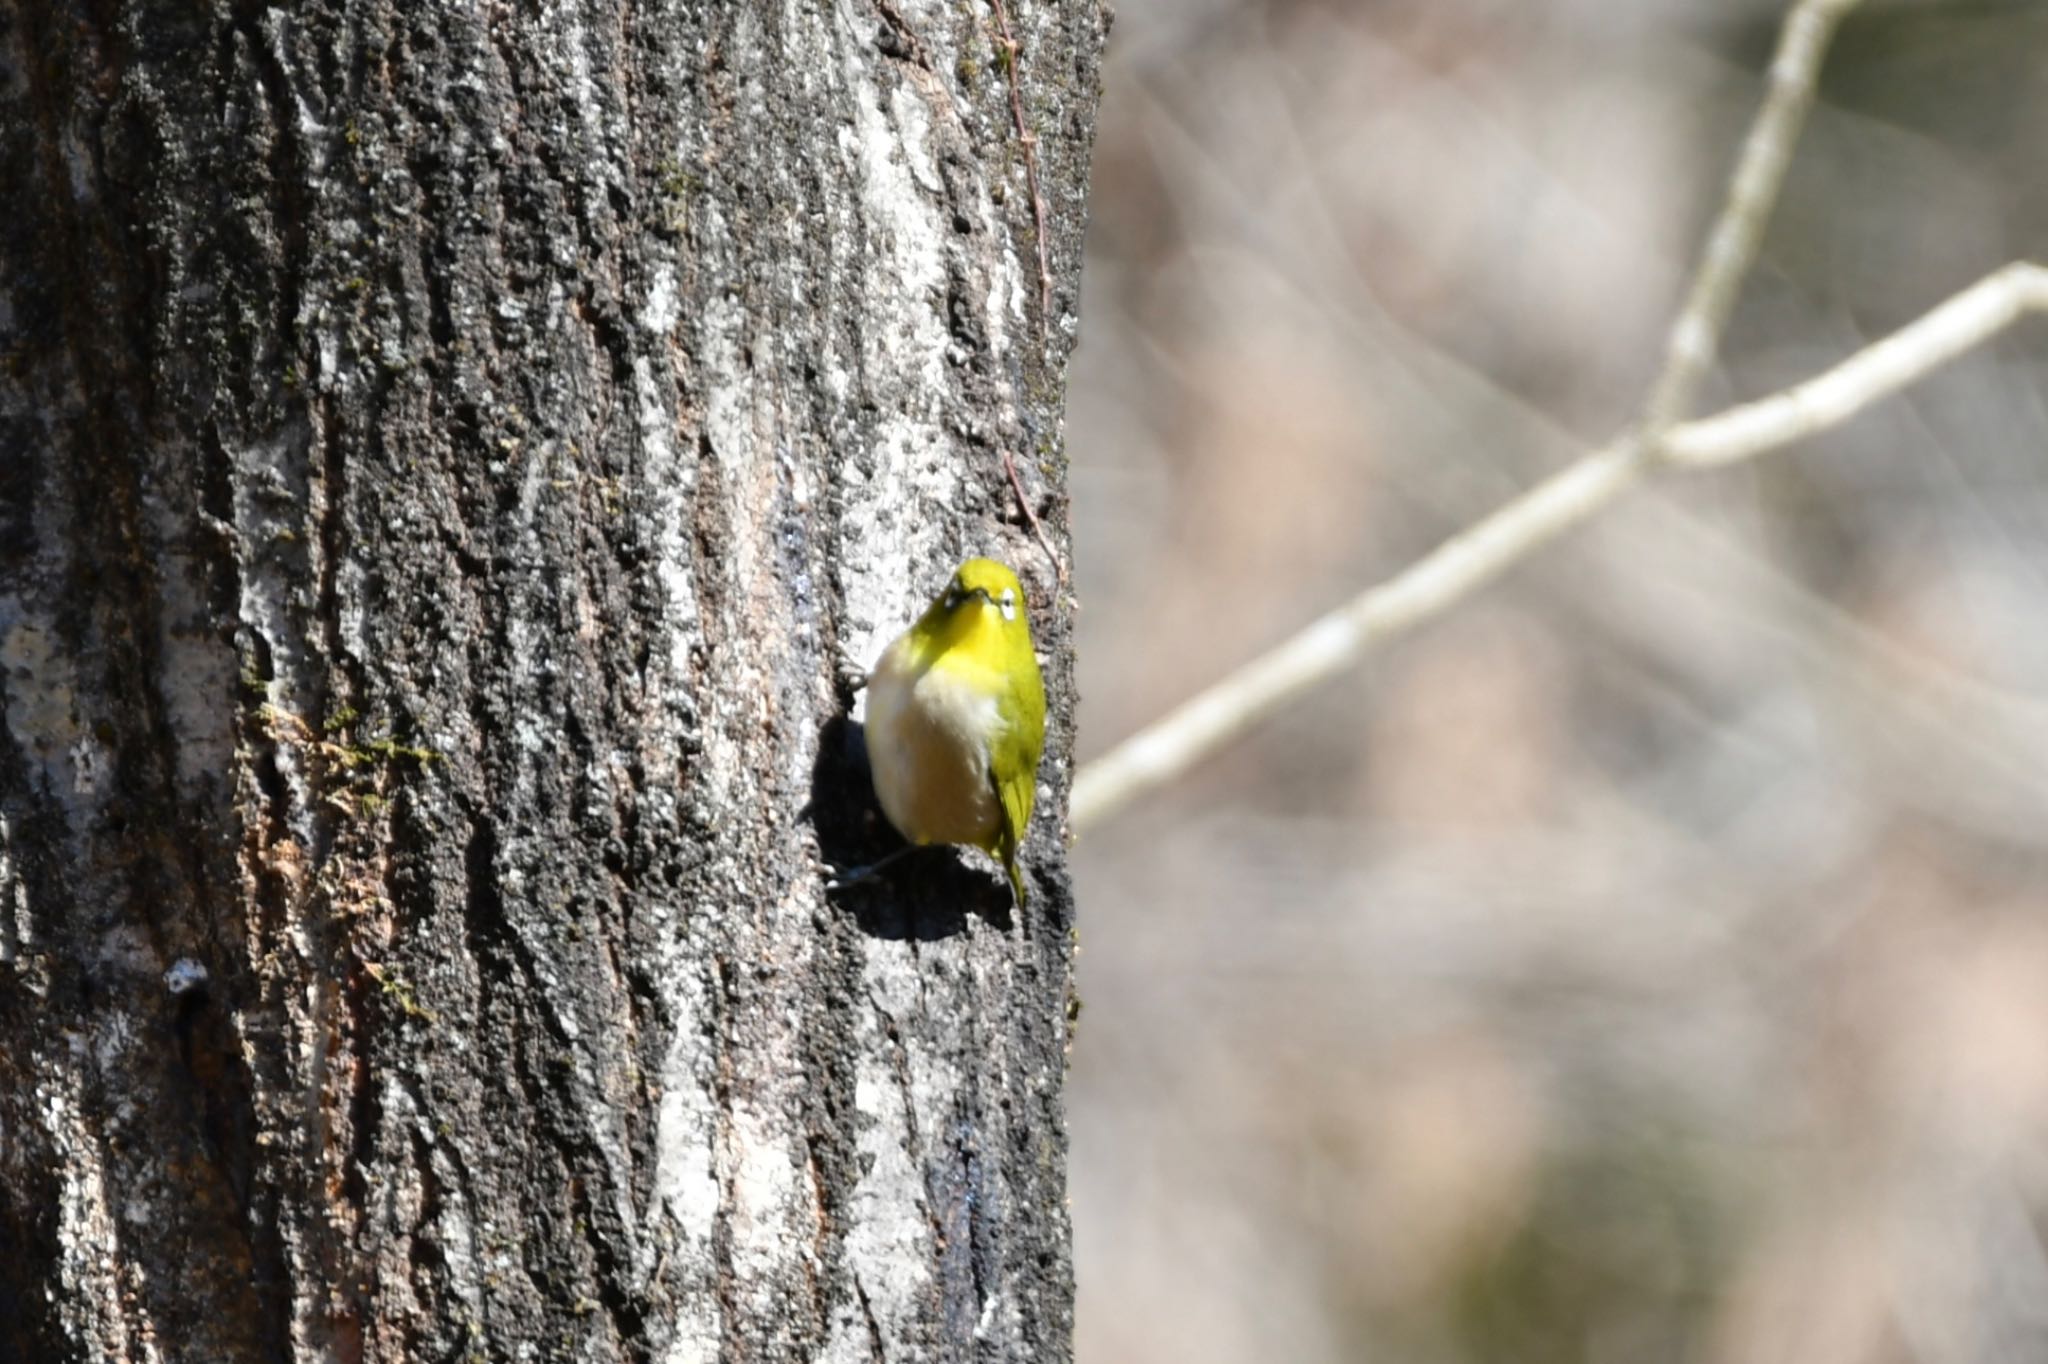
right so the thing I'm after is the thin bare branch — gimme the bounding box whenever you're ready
[1644,0,1862,428]
[1069,0,1871,835]
[1070,261,2048,834]
[1666,263,2048,466]
[1003,444,1068,586]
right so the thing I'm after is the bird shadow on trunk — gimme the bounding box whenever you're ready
[809,711,1015,940]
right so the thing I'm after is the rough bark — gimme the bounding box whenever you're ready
[0,0,1103,1359]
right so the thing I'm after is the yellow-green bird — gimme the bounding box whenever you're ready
[852,557,1047,905]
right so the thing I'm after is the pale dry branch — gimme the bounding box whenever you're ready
[1074,258,2048,833]
[1071,439,1639,832]
[1123,48,2048,834]
[1644,0,1861,428]
[1068,0,2048,840]
[1072,0,1869,833]
[1072,260,2048,833]
[1666,263,2048,466]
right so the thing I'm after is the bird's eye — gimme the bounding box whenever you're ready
[998,587,1017,621]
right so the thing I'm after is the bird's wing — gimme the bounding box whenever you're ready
[987,663,1047,905]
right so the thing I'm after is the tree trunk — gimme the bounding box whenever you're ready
[0,0,1103,1358]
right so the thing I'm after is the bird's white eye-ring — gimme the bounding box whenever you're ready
[998,587,1017,621]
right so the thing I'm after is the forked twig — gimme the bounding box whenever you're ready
[1069,263,2048,831]
[1067,0,1971,834]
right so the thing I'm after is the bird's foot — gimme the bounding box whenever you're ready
[823,844,921,891]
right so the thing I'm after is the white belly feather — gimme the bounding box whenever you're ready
[864,642,1004,848]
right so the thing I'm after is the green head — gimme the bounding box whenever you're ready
[912,557,1033,659]
[948,557,1025,615]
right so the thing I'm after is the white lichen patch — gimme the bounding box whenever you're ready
[430,1152,484,1314]
[229,422,322,845]
[637,353,701,683]
[836,73,946,394]
[0,812,27,965]
[723,1098,809,1318]
[640,264,679,337]
[888,81,945,198]
[975,1287,1013,1342]
[698,291,758,480]
[646,956,722,1364]
[826,1027,936,1354]
[648,996,719,1225]
[331,552,373,679]
[988,241,1027,365]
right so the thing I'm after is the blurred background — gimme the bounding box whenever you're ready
[1063,2,2048,1361]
